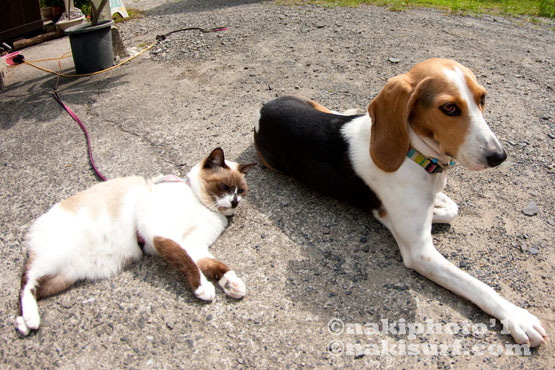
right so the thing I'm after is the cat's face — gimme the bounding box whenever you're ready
[189,148,256,216]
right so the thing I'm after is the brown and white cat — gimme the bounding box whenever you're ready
[16,148,256,336]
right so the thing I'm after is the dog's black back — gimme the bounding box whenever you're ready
[255,96,381,211]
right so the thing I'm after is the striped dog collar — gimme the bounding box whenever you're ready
[407,147,454,174]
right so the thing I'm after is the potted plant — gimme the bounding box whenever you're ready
[64,0,114,74]
[56,0,85,32]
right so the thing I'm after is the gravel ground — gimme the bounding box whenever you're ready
[1,0,554,368]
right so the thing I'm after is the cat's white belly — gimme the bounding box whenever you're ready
[136,182,228,257]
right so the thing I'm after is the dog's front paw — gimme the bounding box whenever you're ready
[194,279,216,302]
[501,306,548,347]
[432,192,458,224]
[219,271,246,299]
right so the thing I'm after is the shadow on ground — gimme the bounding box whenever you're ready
[0,71,128,130]
[235,143,515,342]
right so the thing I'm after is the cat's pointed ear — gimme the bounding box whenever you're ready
[238,163,257,174]
[204,147,228,169]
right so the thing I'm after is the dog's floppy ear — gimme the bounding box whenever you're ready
[368,74,414,172]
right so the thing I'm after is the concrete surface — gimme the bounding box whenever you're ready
[1,1,553,369]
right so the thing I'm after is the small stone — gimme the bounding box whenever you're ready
[529,246,540,255]
[138,317,146,329]
[362,245,370,253]
[522,201,538,216]
[359,236,367,243]
[388,57,400,63]
[548,133,555,139]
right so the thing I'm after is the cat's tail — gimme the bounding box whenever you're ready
[16,253,75,336]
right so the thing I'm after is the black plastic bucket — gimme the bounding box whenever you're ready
[65,20,114,74]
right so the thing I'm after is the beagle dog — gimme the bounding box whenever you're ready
[254,58,547,346]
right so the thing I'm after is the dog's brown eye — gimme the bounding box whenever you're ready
[440,103,461,116]
[221,183,230,191]
[238,188,244,194]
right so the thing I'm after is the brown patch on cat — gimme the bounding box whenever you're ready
[182,226,196,241]
[59,195,82,213]
[153,236,201,291]
[20,252,34,288]
[238,162,257,174]
[199,166,249,207]
[60,177,146,218]
[18,252,75,315]
[19,252,35,315]
[197,257,230,281]
[36,274,75,299]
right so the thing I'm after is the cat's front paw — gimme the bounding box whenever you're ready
[219,271,246,299]
[194,280,216,301]
[16,316,31,336]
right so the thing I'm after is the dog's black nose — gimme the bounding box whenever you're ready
[231,199,238,208]
[486,149,507,167]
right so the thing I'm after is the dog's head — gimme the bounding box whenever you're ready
[368,58,506,172]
